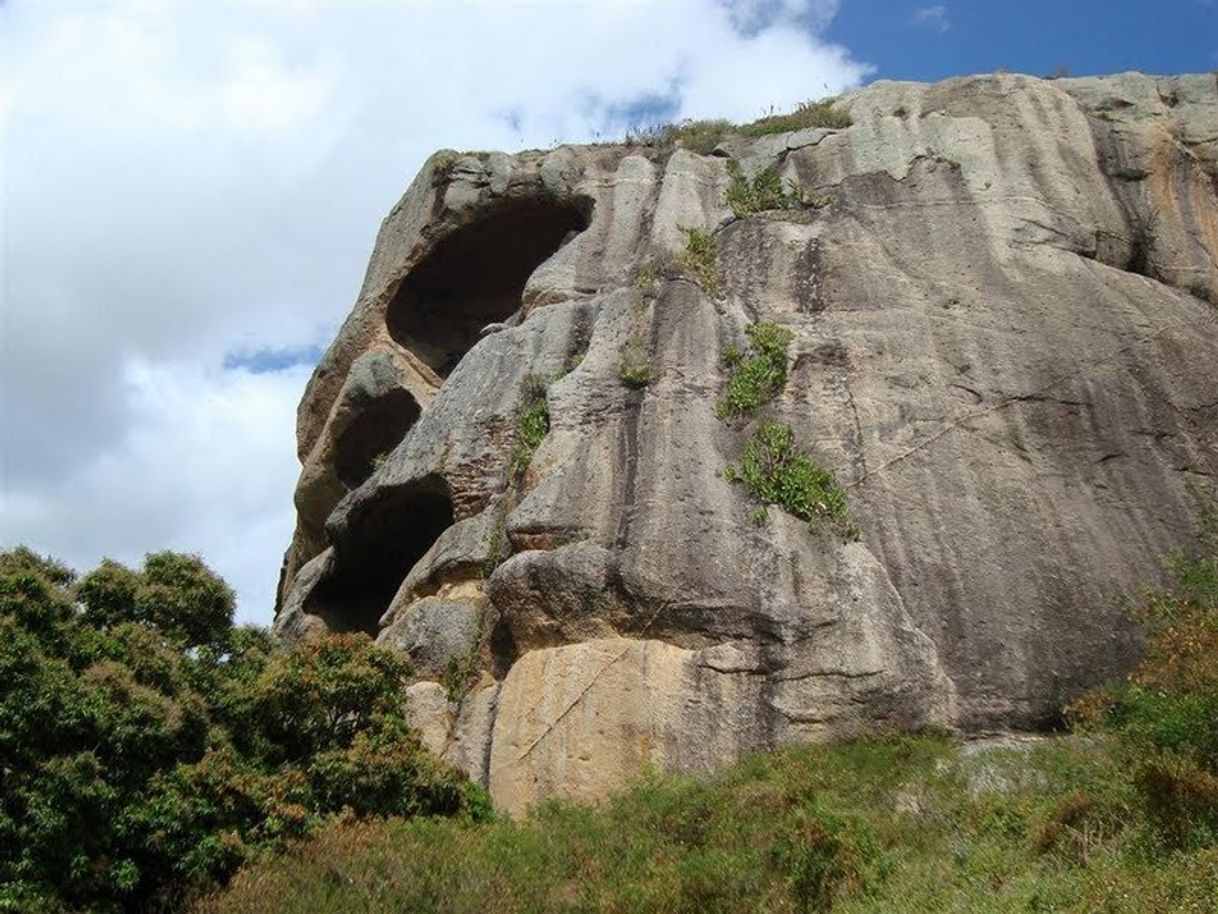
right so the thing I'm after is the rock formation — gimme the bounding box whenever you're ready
[274,72,1218,816]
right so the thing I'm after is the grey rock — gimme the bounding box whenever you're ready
[378,597,481,681]
[275,72,1218,812]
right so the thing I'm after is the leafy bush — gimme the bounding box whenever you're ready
[201,741,907,914]
[724,422,858,541]
[509,374,552,480]
[1069,490,1218,849]
[716,320,794,420]
[0,549,485,913]
[738,99,853,137]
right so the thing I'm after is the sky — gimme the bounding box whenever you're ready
[1,1,1214,626]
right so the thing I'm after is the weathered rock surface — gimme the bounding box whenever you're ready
[274,72,1218,814]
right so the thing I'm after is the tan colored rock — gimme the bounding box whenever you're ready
[275,72,1218,812]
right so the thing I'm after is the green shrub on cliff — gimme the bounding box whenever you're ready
[716,320,794,420]
[724,421,859,541]
[0,548,484,913]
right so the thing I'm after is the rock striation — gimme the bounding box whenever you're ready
[274,72,1218,816]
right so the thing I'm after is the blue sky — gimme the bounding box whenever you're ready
[830,1,1216,82]
[2,0,1211,623]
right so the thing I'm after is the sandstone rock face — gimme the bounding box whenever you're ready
[274,72,1218,814]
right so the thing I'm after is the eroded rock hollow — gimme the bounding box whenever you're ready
[274,72,1218,816]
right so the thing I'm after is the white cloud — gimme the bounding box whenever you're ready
[0,0,870,625]
[911,4,950,33]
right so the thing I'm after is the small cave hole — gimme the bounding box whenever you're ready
[306,475,454,636]
[387,196,594,377]
[333,388,421,489]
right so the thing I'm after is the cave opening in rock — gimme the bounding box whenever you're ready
[387,196,594,377]
[306,474,454,635]
[333,389,422,490]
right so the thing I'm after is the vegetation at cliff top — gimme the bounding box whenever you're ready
[624,98,852,154]
[0,549,485,913]
[196,494,1214,912]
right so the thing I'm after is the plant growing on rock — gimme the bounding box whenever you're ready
[510,374,552,480]
[724,422,858,540]
[738,98,853,137]
[624,118,735,155]
[680,227,719,295]
[716,320,794,420]
[617,338,653,389]
[725,161,828,218]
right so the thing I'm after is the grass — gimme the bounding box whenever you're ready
[635,229,719,298]
[716,321,794,421]
[625,118,736,155]
[724,422,859,541]
[197,736,1218,914]
[680,227,718,296]
[617,339,653,389]
[623,100,851,156]
[737,99,853,137]
[509,374,551,480]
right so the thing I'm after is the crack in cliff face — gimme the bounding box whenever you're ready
[386,196,593,378]
[305,474,455,635]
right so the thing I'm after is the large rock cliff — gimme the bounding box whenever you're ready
[274,72,1218,816]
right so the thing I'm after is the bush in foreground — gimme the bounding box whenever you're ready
[1070,489,1218,850]
[0,548,485,913]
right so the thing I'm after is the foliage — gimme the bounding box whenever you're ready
[1069,490,1218,850]
[625,118,735,155]
[716,320,794,420]
[509,374,552,480]
[202,735,1218,914]
[617,338,653,388]
[738,99,853,137]
[726,422,858,541]
[0,549,484,913]
[725,161,831,219]
[621,98,849,158]
[680,226,719,295]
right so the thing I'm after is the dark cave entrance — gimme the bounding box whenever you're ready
[333,388,422,490]
[306,474,454,635]
[387,196,594,377]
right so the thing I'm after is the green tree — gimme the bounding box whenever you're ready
[0,547,486,913]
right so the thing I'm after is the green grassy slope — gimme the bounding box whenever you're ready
[199,735,1217,914]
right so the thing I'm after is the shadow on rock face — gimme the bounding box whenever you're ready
[333,387,422,490]
[387,196,593,377]
[306,474,454,635]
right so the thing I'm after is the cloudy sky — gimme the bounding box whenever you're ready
[2,1,1214,625]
